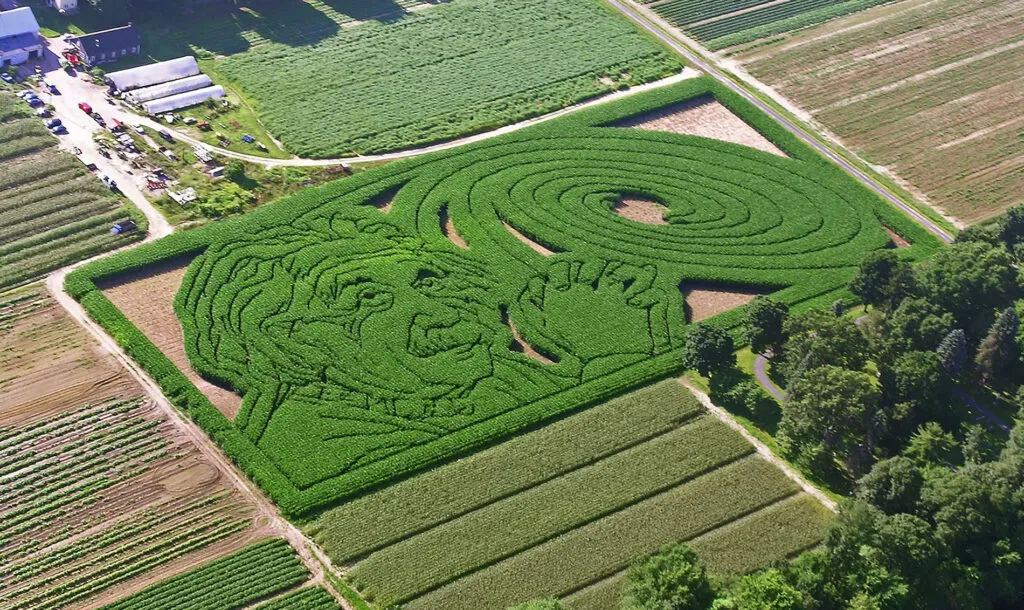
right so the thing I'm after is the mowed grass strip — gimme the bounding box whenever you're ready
[308,380,701,562]
[349,416,752,604]
[403,456,799,610]
[691,493,833,575]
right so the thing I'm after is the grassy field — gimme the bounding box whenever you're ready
[311,381,831,609]
[0,92,143,290]
[215,0,683,156]
[653,0,902,50]
[733,0,1024,223]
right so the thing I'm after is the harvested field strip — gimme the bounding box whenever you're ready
[0,205,123,249]
[690,493,833,574]
[349,417,752,603]
[309,380,702,562]
[253,586,342,610]
[401,456,800,610]
[99,538,309,610]
[0,153,79,191]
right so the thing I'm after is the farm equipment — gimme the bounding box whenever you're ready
[197,121,211,131]
[110,118,126,133]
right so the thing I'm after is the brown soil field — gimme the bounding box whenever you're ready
[884,227,911,248]
[0,285,139,426]
[734,0,1024,223]
[97,257,244,419]
[681,282,767,322]
[613,196,669,225]
[440,205,469,249]
[612,95,787,157]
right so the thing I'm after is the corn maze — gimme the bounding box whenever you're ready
[68,78,939,516]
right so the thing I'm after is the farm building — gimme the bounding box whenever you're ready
[105,56,199,91]
[47,0,78,15]
[126,74,212,104]
[0,7,41,68]
[69,24,141,65]
[142,85,224,114]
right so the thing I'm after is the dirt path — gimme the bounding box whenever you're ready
[676,378,837,512]
[753,353,786,401]
[44,269,351,609]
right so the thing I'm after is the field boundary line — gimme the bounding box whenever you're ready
[677,378,837,512]
[607,0,957,239]
[341,409,707,563]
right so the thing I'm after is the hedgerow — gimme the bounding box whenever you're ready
[349,417,752,605]
[68,77,940,516]
[402,456,799,610]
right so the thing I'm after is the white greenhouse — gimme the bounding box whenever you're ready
[126,75,213,104]
[105,56,199,91]
[142,85,225,114]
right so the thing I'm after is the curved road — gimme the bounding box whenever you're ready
[753,354,786,401]
[603,0,954,244]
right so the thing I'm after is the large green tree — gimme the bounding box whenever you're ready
[855,456,923,515]
[974,306,1020,381]
[621,542,716,610]
[744,296,789,355]
[915,241,1017,330]
[935,328,968,378]
[880,351,953,438]
[779,366,881,477]
[780,310,870,386]
[682,323,735,377]
[729,570,804,610]
[850,250,907,310]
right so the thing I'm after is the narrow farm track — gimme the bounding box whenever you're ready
[605,0,954,244]
[43,269,351,609]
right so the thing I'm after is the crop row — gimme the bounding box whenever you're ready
[403,456,799,610]
[653,0,776,26]
[350,416,751,604]
[219,0,682,157]
[310,379,701,560]
[100,538,308,610]
[0,151,80,191]
[67,77,940,516]
[688,0,900,48]
[561,494,833,609]
[253,586,341,610]
[689,493,833,574]
[0,398,143,460]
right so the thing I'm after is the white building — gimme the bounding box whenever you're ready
[47,0,78,15]
[0,7,41,68]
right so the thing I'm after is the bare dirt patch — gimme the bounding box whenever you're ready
[613,195,669,225]
[884,227,911,248]
[681,282,770,322]
[612,95,787,157]
[502,222,559,256]
[0,285,139,427]
[439,204,468,249]
[501,306,555,365]
[97,256,244,419]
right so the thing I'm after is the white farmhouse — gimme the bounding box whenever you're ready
[47,0,78,15]
[0,7,41,68]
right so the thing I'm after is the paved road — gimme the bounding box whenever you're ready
[603,0,954,244]
[753,353,786,401]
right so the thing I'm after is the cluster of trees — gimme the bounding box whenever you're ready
[684,205,1024,489]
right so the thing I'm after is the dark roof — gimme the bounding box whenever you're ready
[0,31,39,53]
[72,24,140,56]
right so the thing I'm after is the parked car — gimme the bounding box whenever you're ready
[16,89,33,98]
[34,108,51,117]
[98,173,117,190]
[157,129,173,142]
[132,122,145,134]
[91,113,106,127]
[27,98,43,108]
[50,125,67,135]
[44,118,61,128]
[241,134,255,144]
[111,220,136,234]
[0,73,14,84]
[43,79,58,94]
[78,101,93,114]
